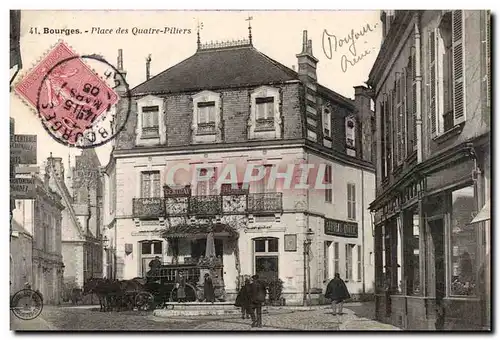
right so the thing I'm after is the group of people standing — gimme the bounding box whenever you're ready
[234,275,267,328]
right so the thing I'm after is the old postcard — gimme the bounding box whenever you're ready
[9,9,491,331]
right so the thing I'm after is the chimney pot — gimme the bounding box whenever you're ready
[302,30,308,53]
[307,39,313,54]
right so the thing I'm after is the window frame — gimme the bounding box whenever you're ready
[140,170,161,198]
[324,164,333,203]
[347,183,356,220]
[357,245,362,282]
[323,106,332,138]
[253,237,280,280]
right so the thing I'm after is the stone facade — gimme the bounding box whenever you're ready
[369,10,491,330]
[104,31,376,304]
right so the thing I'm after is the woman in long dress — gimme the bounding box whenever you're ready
[203,273,215,303]
[175,271,187,302]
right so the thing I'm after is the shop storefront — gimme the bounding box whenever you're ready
[372,143,490,330]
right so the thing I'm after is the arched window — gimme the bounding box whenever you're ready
[253,237,279,281]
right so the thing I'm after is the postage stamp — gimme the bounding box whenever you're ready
[14,41,130,148]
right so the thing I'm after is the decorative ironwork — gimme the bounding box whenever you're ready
[255,117,275,130]
[142,126,159,138]
[199,39,251,50]
[165,197,189,216]
[247,193,283,213]
[222,194,247,213]
[132,197,165,219]
[197,255,223,268]
[197,122,216,134]
[189,195,222,216]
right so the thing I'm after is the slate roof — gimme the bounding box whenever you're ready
[130,44,299,95]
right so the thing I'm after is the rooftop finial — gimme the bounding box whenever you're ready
[117,49,123,71]
[146,54,152,80]
[246,15,253,45]
[197,20,204,49]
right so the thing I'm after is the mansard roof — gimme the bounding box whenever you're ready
[130,44,299,95]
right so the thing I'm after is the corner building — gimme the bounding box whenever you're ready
[368,10,490,330]
[104,31,376,304]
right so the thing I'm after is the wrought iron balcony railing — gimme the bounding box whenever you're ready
[189,195,222,216]
[133,197,166,219]
[247,192,283,214]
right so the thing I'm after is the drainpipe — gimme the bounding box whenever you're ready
[414,16,423,163]
[361,169,366,294]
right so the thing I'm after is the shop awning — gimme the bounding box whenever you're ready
[161,223,238,239]
[470,200,490,224]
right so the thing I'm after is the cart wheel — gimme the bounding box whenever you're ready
[135,292,155,311]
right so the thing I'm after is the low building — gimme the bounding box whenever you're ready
[368,10,490,330]
[10,219,33,296]
[104,29,376,304]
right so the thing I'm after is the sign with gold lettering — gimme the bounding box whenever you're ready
[324,218,358,238]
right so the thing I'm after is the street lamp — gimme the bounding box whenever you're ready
[303,228,314,306]
[102,235,110,250]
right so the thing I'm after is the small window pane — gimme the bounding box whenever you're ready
[141,242,151,255]
[153,242,162,255]
[268,238,279,252]
[255,239,266,252]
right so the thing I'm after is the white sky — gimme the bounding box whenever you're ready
[10,10,382,169]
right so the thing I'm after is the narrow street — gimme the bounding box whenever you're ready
[11,302,400,331]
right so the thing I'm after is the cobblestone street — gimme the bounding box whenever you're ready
[11,302,400,331]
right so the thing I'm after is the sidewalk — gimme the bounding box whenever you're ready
[338,308,400,331]
[10,311,56,331]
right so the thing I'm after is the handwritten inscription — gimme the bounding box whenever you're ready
[322,23,379,73]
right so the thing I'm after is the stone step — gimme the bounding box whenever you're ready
[154,308,241,317]
[163,302,237,311]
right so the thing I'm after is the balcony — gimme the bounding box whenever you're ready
[247,193,283,214]
[189,195,222,216]
[133,198,165,219]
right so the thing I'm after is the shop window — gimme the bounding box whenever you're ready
[333,242,340,275]
[404,207,421,295]
[253,237,279,281]
[345,244,353,281]
[450,186,481,296]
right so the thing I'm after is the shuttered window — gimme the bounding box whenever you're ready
[411,49,417,151]
[429,29,438,136]
[385,95,392,175]
[380,100,387,178]
[452,10,465,125]
[141,171,160,198]
[347,183,356,220]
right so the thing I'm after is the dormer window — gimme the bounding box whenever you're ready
[345,116,356,157]
[248,86,282,140]
[136,95,166,146]
[142,106,160,138]
[192,91,222,144]
[255,97,275,130]
[197,101,216,134]
[323,106,331,137]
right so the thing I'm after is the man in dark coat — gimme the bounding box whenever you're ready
[203,273,215,303]
[235,277,253,320]
[250,275,267,327]
[325,273,350,315]
[148,256,161,277]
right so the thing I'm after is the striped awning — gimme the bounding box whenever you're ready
[161,223,238,239]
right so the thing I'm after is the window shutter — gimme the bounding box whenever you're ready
[401,71,407,161]
[485,11,490,108]
[386,95,392,174]
[411,49,418,151]
[429,30,437,136]
[452,10,465,125]
[380,100,386,178]
[392,88,398,167]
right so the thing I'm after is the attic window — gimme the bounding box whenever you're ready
[197,101,216,132]
[323,107,332,137]
[141,105,160,138]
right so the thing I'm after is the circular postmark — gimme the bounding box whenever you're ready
[35,54,132,149]
[10,289,44,320]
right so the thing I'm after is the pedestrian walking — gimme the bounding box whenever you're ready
[175,271,187,302]
[235,276,253,320]
[325,273,350,315]
[250,274,267,328]
[203,273,215,303]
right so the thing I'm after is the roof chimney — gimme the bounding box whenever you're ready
[146,54,152,81]
[296,30,318,82]
[117,49,123,71]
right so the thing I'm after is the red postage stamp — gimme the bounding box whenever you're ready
[14,41,119,146]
